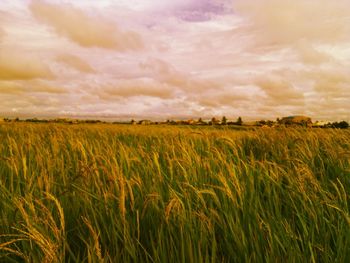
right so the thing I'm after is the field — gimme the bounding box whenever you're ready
[0,123,349,262]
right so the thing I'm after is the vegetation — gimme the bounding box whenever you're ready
[0,123,350,262]
[327,121,349,129]
[2,116,349,129]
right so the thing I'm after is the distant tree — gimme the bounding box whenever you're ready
[339,121,349,129]
[258,120,266,126]
[236,116,243,126]
[222,116,227,125]
[325,122,332,128]
[266,120,274,127]
[210,117,217,125]
[332,121,349,129]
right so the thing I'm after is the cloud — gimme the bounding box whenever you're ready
[0,51,54,80]
[30,0,143,50]
[27,80,68,94]
[196,93,250,108]
[139,58,190,89]
[168,0,230,22]
[96,79,175,100]
[139,58,219,92]
[234,0,350,46]
[252,66,350,119]
[0,0,348,120]
[295,41,333,65]
[0,80,67,94]
[0,27,5,41]
[0,81,25,94]
[256,75,305,106]
[308,69,350,97]
[56,54,95,73]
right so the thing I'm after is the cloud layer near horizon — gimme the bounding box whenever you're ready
[0,0,349,121]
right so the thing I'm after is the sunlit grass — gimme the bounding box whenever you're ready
[1,123,349,262]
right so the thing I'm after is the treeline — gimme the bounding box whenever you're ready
[1,117,349,129]
[320,121,349,129]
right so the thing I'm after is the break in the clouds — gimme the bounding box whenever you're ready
[0,0,349,121]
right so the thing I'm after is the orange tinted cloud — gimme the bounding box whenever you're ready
[96,79,175,100]
[30,0,143,50]
[234,0,350,45]
[56,54,95,73]
[0,81,24,94]
[0,27,4,40]
[0,0,348,120]
[0,80,67,94]
[197,93,250,108]
[295,41,333,65]
[0,51,53,80]
[256,76,304,106]
[139,58,219,92]
[308,69,350,97]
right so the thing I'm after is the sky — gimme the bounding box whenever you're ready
[0,0,350,121]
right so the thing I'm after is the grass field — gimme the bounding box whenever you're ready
[0,123,349,262]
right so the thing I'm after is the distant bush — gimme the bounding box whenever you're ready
[328,121,349,129]
[324,121,349,129]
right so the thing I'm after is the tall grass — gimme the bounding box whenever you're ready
[0,123,349,262]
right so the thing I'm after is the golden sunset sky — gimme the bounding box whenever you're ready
[1,0,349,120]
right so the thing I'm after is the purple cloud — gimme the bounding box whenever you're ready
[172,0,231,22]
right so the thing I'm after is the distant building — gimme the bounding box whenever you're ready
[69,119,79,124]
[197,118,207,125]
[138,120,152,125]
[279,116,312,127]
[187,119,196,125]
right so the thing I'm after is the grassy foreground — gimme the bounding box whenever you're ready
[0,124,349,262]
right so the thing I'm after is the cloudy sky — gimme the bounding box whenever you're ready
[0,0,350,121]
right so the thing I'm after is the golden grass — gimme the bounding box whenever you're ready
[0,123,349,262]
